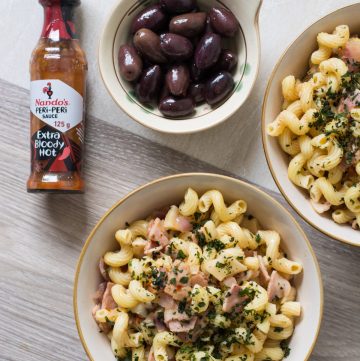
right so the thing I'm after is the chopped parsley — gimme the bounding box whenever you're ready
[206,239,226,252]
[151,268,167,289]
[239,287,256,299]
[274,326,284,333]
[215,262,226,269]
[177,250,187,260]
[178,299,187,313]
[309,71,360,167]
[196,229,207,247]
[281,340,291,357]
[104,316,115,326]
[243,328,255,345]
[207,308,216,320]
[194,212,202,221]
[116,350,131,361]
[180,276,189,284]
[116,204,301,359]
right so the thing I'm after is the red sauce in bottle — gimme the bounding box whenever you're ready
[27,0,87,193]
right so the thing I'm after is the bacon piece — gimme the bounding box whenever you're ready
[144,243,163,255]
[236,269,260,283]
[167,347,176,361]
[244,250,255,257]
[131,314,145,329]
[222,284,249,313]
[164,206,193,232]
[92,304,113,334]
[154,317,167,332]
[355,150,360,163]
[148,218,169,243]
[338,89,360,112]
[175,215,193,233]
[101,282,118,310]
[177,330,203,343]
[92,282,117,334]
[190,272,208,287]
[158,293,177,309]
[167,318,197,332]
[339,149,360,172]
[176,318,204,342]
[148,348,155,361]
[149,311,167,332]
[177,332,190,342]
[267,271,291,302]
[339,159,347,172]
[191,233,198,244]
[132,238,148,258]
[99,322,112,334]
[93,282,107,304]
[99,257,109,281]
[164,308,191,323]
[164,306,197,333]
[223,276,237,288]
[341,38,360,72]
[164,284,190,301]
[258,256,271,286]
[145,218,170,254]
[142,312,165,333]
[352,219,359,230]
[92,304,100,319]
[164,261,192,301]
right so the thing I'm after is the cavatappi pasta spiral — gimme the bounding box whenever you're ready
[267,25,360,230]
[92,189,303,361]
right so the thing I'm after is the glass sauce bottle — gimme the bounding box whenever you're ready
[27,0,87,193]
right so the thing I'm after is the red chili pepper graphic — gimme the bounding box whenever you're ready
[58,146,71,160]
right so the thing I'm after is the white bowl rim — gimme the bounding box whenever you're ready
[261,2,360,247]
[98,0,263,135]
[73,172,324,361]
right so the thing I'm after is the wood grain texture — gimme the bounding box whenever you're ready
[1,0,357,193]
[0,79,359,361]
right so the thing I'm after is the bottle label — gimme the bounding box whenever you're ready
[30,79,84,173]
[30,79,83,132]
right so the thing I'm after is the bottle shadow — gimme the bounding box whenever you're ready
[44,193,89,248]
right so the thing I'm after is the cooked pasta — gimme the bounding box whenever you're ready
[92,189,302,361]
[267,25,360,229]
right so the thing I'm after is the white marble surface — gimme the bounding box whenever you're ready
[0,0,357,191]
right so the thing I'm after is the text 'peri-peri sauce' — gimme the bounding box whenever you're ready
[27,0,87,193]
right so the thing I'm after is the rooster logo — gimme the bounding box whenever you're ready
[43,82,53,99]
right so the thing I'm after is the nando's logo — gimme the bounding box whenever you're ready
[35,81,70,106]
[43,82,53,100]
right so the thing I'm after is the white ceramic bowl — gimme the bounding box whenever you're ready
[74,173,323,361]
[262,3,360,247]
[99,0,262,134]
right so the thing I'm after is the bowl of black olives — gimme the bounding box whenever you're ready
[99,0,262,134]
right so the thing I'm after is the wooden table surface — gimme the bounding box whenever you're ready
[1,0,358,193]
[0,78,359,361]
